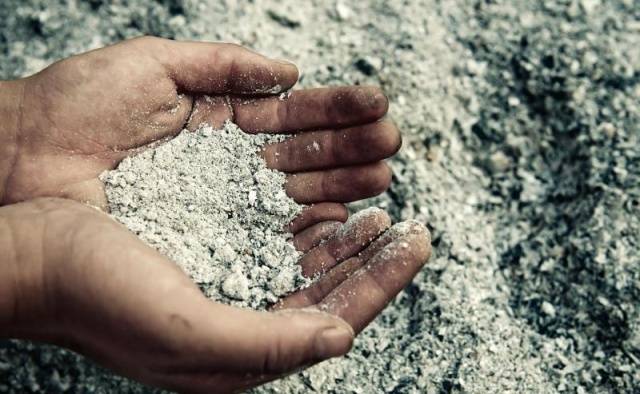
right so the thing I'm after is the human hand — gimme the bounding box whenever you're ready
[0,198,430,393]
[0,36,399,221]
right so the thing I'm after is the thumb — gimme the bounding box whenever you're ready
[138,37,299,94]
[203,304,354,375]
[145,293,354,393]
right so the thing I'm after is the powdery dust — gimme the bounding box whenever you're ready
[101,121,306,309]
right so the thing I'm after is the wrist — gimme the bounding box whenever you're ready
[0,79,25,203]
[0,200,58,340]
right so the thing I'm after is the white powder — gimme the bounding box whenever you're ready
[101,121,306,309]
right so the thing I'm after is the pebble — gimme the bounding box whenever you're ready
[221,272,251,301]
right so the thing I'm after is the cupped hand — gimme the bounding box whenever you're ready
[2,36,400,221]
[1,198,430,393]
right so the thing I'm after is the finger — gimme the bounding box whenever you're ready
[292,221,342,252]
[288,203,348,234]
[285,162,392,204]
[231,86,389,133]
[50,205,353,387]
[151,304,354,375]
[146,37,299,94]
[262,120,401,172]
[317,230,432,334]
[276,221,426,310]
[298,208,391,277]
[146,308,353,394]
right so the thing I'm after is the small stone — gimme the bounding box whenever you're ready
[260,248,280,268]
[541,301,556,317]
[580,0,600,14]
[488,151,511,172]
[355,56,383,76]
[334,2,353,21]
[254,169,272,185]
[214,243,237,264]
[570,60,581,73]
[270,268,296,296]
[124,171,137,184]
[507,96,520,107]
[426,146,442,163]
[597,296,610,307]
[465,59,486,75]
[248,190,257,206]
[221,272,250,301]
[539,259,556,272]
[598,122,616,138]
[143,209,157,221]
[266,9,301,28]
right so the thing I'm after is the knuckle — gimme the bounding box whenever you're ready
[129,36,171,60]
[261,337,295,374]
[321,172,334,201]
[224,57,240,91]
[283,139,298,169]
[277,99,290,130]
[329,130,343,163]
[309,205,322,222]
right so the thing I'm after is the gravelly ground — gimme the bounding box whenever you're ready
[1,1,638,393]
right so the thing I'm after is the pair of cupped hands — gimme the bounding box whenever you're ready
[0,37,430,393]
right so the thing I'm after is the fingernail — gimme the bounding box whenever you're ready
[273,58,297,67]
[314,325,353,360]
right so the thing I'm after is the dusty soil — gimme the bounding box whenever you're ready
[1,0,638,393]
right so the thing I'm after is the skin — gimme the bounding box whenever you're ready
[0,37,432,393]
[0,37,397,209]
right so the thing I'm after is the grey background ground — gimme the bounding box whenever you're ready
[1,0,638,393]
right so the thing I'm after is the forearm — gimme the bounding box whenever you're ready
[0,80,24,203]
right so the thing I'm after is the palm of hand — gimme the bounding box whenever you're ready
[10,197,429,393]
[6,37,396,211]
